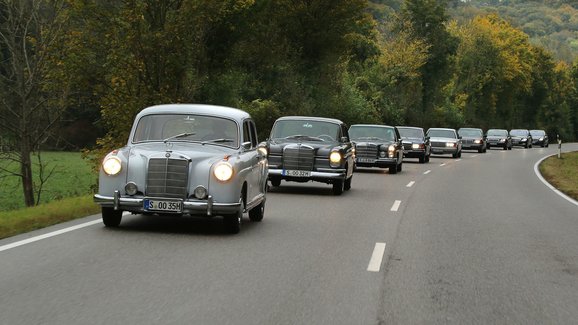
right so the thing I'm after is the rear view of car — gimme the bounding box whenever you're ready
[486,129,512,150]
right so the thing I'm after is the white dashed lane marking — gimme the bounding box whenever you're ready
[391,200,401,212]
[406,181,415,188]
[424,170,431,175]
[367,242,386,272]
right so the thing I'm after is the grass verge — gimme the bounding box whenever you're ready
[0,195,100,240]
[539,151,578,201]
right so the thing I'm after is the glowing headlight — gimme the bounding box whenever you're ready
[521,138,527,141]
[499,138,505,142]
[474,139,482,144]
[103,157,122,175]
[329,151,342,164]
[446,142,456,147]
[539,137,544,141]
[388,145,395,152]
[214,162,233,182]
[412,143,420,150]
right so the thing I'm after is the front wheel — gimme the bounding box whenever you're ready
[248,200,265,222]
[333,179,344,195]
[224,208,242,234]
[389,165,397,174]
[397,162,402,172]
[102,207,122,227]
[344,175,352,191]
[419,155,425,163]
[270,177,281,187]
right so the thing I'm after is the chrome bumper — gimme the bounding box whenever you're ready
[94,191,241,216]
[268,168,346,179]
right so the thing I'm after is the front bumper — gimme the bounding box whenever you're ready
[404,149,426,158]
[94,191,241,216]
[430,147,458,155]
[268,168,346,182]
[355,157,397,168]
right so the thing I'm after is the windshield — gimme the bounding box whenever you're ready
[349,126,396,141]
[271,120,341,141]
[397,127,423,139]
[132,114,239,148]
[530,130,545,136]
[427,129,456,139]
[458,128,482,137]
[487,129,507,136]
[510,129,528,136]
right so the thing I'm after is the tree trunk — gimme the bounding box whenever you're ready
[20,141,35,207]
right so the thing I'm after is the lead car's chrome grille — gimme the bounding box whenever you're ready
[283,146,314,171]
[356,144,378,158]
[146,158,189,198]
[431,141,446,148]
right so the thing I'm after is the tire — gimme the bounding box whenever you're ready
[452,152,458,158]
[332,179,344,195]
[270,177,281,187]
[425,154,430,163]
[224,208,242,234]
[102,207,122,227]
[397,162,402,172]
[389,165,397,174]
[344,175,352,191]
[248,200,265,222]
[478,148,483,153]
[419,154,425,163]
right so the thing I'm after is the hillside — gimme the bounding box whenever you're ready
[369,0,578,63]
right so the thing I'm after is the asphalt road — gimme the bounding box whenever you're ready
[1,143,577,324]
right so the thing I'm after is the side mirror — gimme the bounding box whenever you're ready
[341,136,349,143]
[242,142,252,150]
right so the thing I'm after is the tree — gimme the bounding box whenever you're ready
[0,0,68,206]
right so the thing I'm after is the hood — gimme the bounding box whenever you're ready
[429,137,458,142]
[269,138,342,156]
[401,137,424,143]
[129,142,232,164]
[353,140,396,147]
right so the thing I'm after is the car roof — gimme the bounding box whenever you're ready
[275,115,344,125]
[135,104,251,122]
[396,126,423,130]
[458,127,482,131]
[427,127,456,131]
[350,124,395,129]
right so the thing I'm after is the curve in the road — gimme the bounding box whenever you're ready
[534,153,578,207]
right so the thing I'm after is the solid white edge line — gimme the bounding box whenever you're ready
[391,200,401,212]
[424,170,431,174]
[0,219,102,252]
[406,181,415,188]
[367,242,386,272]
[534,154,578,207]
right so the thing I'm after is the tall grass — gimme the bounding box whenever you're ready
[539,152,578,201]
[0,152,97,212]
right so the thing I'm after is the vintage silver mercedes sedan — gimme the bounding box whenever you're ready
[93,104,268,234]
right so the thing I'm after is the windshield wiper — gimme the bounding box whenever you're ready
[284,135,323,141]
[202,138,235,144]
[163,132,196,143]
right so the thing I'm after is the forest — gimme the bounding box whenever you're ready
[1,0,578,206]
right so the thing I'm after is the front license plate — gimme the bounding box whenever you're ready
[283,170,311,177]
[357,158,375,163]
[431,148,443,154]
[144,199,183,212]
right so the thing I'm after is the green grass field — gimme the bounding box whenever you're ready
[539,151,578,201]
[0,151,97,212]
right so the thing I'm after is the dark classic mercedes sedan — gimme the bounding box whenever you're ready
[397,126,430,163]
[265,116,354,195]
[349,124,404,173]
[457,127,487,153]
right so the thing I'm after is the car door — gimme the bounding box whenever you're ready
[241,119,262,205]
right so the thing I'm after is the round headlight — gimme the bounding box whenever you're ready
[388,145,395,152]
[103,157,122,175]
[329,151,342,164]
[125,182,138,195]
[193,185,207,199]
[214,162,234,182]
[258,146,268,156]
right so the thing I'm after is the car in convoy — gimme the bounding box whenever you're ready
[264,116,354,195]
[397,126,430,163]
[349,124,404,174]
[457,127,487,153]
[509,129,533,148]
[426,128,462,158]
[530,129,549,147]
[486,129,512,150]
[93,104,268,234]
